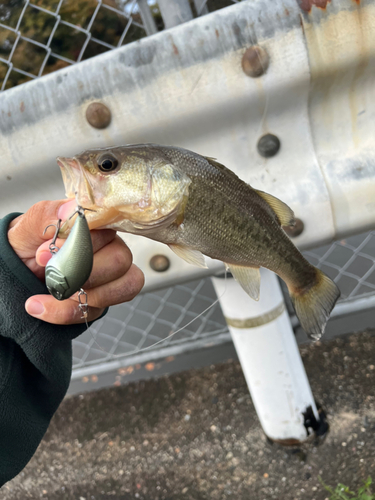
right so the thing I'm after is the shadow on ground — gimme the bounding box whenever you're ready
[3,330,375,500]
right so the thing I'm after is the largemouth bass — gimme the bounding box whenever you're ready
[57,144,340,339]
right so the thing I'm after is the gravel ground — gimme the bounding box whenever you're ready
[3,330,375,500]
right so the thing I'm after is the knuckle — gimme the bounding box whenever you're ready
[30,200,46,215]
[91,229,116,251]
[112,241,133,273]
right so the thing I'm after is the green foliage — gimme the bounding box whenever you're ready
[0,0,148,89]
[319,477,374,500]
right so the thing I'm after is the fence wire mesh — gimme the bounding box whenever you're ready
[72,230,375,370]
[304,231,375,300]
[0,0,239,91]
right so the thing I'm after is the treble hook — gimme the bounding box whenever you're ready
[69,206,96,220]
[43,219,62,254]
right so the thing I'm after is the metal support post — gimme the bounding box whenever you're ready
[158,0,194,29]
[211,269,324,444]
[137,0,158,36]
[194,0,209,16]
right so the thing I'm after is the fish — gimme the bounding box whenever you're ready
[57,143,340,339]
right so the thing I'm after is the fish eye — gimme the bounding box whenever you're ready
[98,155,119,173]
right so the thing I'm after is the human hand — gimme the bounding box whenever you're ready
[7,200,144,324]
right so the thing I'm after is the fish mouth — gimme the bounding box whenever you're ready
[57,156,95,208]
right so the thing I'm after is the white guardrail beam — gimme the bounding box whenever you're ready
[0,0,374,292]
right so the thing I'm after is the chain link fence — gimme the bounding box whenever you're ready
[0,0,238,90]
[72,229,375,372]
[304,231,375,300]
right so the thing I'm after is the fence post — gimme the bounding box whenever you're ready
[194,0,209,16]
[211,269,325,443]
[158,0,194,28]
[137,0,158,36]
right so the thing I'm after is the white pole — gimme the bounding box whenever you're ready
[158,0,194,29]
[212,269,323,444]
[137,0,158,36]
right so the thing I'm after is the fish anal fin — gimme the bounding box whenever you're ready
[255,189,295,227]
[169,244,208,268]
[227,264,261,301]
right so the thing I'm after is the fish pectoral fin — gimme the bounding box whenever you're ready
[255,189,295,227]
[227,265,261,301]
[169,245,208,268]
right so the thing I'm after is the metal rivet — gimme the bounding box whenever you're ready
[150,255,170,272]
[242,46,269,78]
[86,102,111,129]
[283,218,304,238]
[257,133,281,158]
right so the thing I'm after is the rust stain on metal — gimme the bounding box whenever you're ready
[19,101,25,112]
[172,43,179,55]
[215,29,220,38]
[118,366,134,375]
[7,111,11,117]
[285,8,290,15]
[297,0,332,13]
[165,356,175,363]
[145,362,155,371]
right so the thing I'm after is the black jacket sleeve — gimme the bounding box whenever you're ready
[0,213,97,486]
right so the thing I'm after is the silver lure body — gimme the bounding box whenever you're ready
[45,210,93,300]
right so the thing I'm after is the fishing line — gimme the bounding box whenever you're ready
[85,268,228,358]
[251,39,271,145]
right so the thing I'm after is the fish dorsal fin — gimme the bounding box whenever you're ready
[255,190,295,227]
[227,264,261,301]
[204,156,242,182]
[169,244,208,268]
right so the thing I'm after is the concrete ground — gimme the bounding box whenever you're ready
[3,329,375,500]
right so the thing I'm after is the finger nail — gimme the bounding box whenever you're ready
[26,299,45,317]
[57,200,76,221]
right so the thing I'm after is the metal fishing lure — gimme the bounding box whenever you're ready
[44,206,93,301]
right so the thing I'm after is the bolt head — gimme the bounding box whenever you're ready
[283,218,304,238]
[242,46,269,78]
[150,254,170,272]
[257,133,281,158]
[86,102,111,129]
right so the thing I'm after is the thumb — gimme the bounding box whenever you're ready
[7,199,76,260]
[25,295,104,325]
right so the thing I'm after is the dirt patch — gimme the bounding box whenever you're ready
[3,330,375,500]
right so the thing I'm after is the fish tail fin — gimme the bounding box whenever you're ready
[288,269,340,340]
